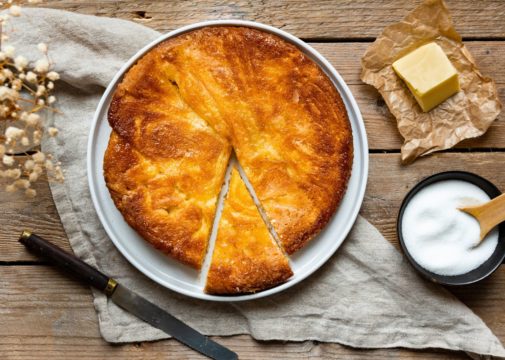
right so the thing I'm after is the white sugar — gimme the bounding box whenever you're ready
[402,180,498,276]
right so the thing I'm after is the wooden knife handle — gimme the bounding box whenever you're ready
[19,231,117,296]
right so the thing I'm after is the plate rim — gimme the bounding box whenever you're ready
[87,19,369,301]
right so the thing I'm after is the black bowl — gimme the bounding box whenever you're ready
[397,171,505,286]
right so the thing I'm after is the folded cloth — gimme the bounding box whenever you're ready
[10,8,505,358]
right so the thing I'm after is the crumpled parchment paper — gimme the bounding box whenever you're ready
[361,0,501,163]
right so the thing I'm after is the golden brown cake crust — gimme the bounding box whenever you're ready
[205,169,293,294]
[104,44,231,269]
[105,26,353,274]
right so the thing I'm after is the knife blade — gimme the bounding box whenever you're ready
[19,231,238,360]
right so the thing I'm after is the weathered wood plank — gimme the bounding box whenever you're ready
[3,153,505,355]
[7,40,504,151]
[362,152,505,340]
[0,41,502,158]
[38,0,505,40]
[314,42,505,86]
[0,172,69,262]
[315,41,505,150]
[362,152,505,249]
[0,265,470,359]
[349,84,505,150]
[2,2,504,359]
[3,152,505,260]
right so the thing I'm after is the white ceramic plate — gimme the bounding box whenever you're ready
[87,20,368,301]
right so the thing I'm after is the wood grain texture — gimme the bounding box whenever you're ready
[2,1,505,358]
[36,0,505,40]
[459,193,505,241]
[362,152,505,250]
[2,40,504,260]
[0,171,69,262]
[2,44,503,153]
[3,152,505,259]
[313,41,505,150]
[3,154,505,357]
[0,265,471,359]
[363,153,505,341]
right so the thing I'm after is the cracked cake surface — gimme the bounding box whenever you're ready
[104,26,353,290]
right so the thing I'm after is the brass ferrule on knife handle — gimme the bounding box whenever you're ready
[19,231,118,296]
[103,278,118,296]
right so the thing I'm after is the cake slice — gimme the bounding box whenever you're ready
[205,168,293,294]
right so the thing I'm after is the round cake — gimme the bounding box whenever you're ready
[104,26,353,294]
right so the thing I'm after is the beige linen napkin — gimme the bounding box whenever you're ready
[11,8,505,358]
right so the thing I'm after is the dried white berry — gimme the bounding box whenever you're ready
[36,85,46,97]
[47,71,60,81]
[11,79,22,91]
[47,81,54,89]
[9,5,21,16]
[26,113,41,126]
[5,126,24,140]
[33,130,42,145]
[4,45,15,57]
[3,155,14,166]
[35,58,49,73]
[47,127,59,137]
[48,95,56,104]
[21,136,29,146]
[32,152,46,163]
[26,71,37,83]
[2,68,13,78]
[25,188,37,198]
[14,55,28,70]
[29,171,39,182]
[37,99,45,106]
[26,113,40,127]
[33,164,43,175]
[54,166,64,181]
[0,85,17,101]
[0,87,17,103]
[37,43,48,53]
[45,160,54,171]
[24,159,35,171]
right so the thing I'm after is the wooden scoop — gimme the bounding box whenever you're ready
[459,193,505,243]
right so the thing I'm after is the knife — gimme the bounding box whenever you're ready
[19,231,238,360]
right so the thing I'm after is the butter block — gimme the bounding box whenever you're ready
[392,42,460,112]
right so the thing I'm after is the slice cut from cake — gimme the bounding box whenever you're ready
[205,168,293,294]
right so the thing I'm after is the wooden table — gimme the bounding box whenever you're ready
[2,1,505,358]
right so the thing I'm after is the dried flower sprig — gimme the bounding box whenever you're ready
[0,0,63,198]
